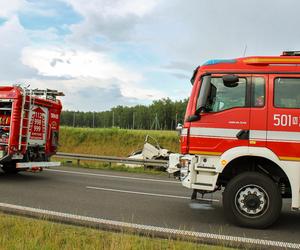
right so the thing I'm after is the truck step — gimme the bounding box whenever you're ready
[195,165,217,173]
[192,182,215,191]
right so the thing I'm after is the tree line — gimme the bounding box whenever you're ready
[60,98,188,130]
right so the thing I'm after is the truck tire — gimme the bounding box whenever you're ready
[223,172,282,229]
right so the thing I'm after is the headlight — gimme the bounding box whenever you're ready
[180,158,190,181]
[180,167,189,181]
[180,159,190,167]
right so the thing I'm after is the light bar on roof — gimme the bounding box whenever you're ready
[282,51,300,56]
[203,59,236,66]
[243,57,300,65]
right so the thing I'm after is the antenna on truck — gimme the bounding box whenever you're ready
[243,44,248,56]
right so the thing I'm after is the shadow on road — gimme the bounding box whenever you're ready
[0,171,50,182]
[272,211,300,230]
[185,198,300,239]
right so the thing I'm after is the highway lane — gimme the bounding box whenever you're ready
[0,166,299,246]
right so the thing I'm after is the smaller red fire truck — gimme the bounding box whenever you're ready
[0,85,63,173]
[168,51,300,228]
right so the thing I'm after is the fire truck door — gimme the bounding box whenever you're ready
[266,75,300,160]
[249,75,268,147]
[188,74,251,155]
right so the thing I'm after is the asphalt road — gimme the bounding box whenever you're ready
[0,166,299,245]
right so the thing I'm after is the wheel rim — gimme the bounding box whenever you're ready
[235,184,269,218]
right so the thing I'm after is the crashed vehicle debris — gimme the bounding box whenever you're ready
[126,135,171,168]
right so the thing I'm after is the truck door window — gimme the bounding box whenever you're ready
[274,78,300,108]
[252,77,265,107]
[205,77,247,112]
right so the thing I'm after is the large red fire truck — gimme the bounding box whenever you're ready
[167,51,300,228]
[0,86,63,173]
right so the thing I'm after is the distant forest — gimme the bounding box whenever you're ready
[60,98,188,130]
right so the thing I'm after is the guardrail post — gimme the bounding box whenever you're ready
[77,159,80,167]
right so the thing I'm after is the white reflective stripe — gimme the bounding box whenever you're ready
[267,131,300,143]
[86,186,220,202]
[190,127,300,143]
[251,130,300,142]
[249,130,267,140]
[190,127,240,138]
[190,135,238,141]
[181,128,188,136]
[16,162,61,169]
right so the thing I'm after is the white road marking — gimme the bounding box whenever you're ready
[0,202,298,249]
[45,168,179,184]
[86,186,220,203]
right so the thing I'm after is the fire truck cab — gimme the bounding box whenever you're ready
[168,51,300,228]
[0,86,63,173]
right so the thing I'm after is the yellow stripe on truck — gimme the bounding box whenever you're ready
[279,156,300,162]
[189,150,222,156]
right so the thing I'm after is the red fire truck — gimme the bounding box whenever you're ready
[0,86,63,173]
[168,51,300,228]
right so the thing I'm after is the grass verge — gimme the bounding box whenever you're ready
[58,127,179,157]
[56,127,179,175]
[0,213,233,250]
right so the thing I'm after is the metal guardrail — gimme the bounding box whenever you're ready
[55,152,168,168]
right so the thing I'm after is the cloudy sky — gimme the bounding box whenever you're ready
[0,0,300,111]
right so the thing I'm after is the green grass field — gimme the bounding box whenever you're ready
[0,213,233,250]
[58,127,180,156]
[56,126,179,174]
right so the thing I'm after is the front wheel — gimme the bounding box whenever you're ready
[223,172,282,229]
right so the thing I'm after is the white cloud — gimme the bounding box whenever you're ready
[21,46,165,101]
[136,0,300,67]
[0,0,25,18]
[22,47,141,82]
[0,16,35,81]
[64,0,161,44]
[21,76,165,111]
[0,10,165,110]
[65,0,159,18]
[0,16,27,49]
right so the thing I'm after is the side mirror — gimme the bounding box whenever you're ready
[196,75,211,114]
[222,74,239,88]
[176,123,183,135]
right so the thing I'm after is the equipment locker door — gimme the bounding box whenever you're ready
[188,74,251,155]
[28,105,49,146]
